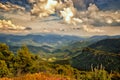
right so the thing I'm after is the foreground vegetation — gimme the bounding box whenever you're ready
[1,69,120,80]
[0,73,71,80]
[0,43,120,80]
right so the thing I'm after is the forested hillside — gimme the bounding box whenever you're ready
[71,38,120,72]
[89,38,120,54]
[0,43,120,80]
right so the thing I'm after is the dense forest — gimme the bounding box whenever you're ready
[0,41,120,80]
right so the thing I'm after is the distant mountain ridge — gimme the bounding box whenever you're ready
[0,33,84,53]
[0,33,120,53]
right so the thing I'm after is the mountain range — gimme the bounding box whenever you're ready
[0,34,84,54]
[0,34,120,54]
[0,33,120,72]
[0,34,84,46]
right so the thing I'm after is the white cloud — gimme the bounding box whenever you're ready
[82,25,104,33]
[0,2,25,11]
[0,20,30,31]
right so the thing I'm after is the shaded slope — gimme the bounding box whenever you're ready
[89,38,120,54]
[70,38,120,72]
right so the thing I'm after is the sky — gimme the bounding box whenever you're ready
[0,0,120,36]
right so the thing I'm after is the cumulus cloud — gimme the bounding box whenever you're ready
[30,0,59,17]
[30,0,74,17]
[77,3,120,28]
[0,2,25,11]
[1,0,120,34]
[25,1,120,33]
[30,0,119,26]
[60,7,83,25]
[82,25,104,33]
[30,0,84,25]
[0,20,31,31]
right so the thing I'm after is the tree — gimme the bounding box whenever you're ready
[14,45,40,75]
[0,60,11,77]
[0,43,14,61]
